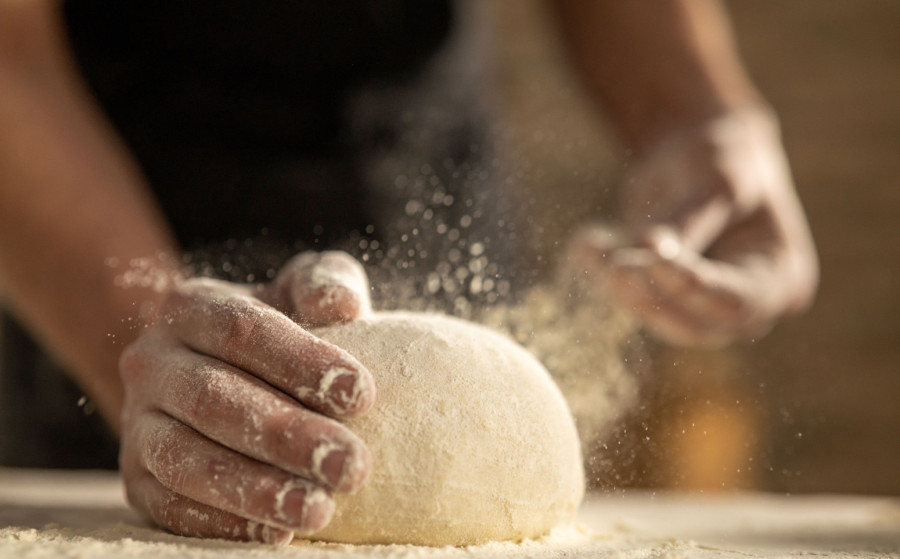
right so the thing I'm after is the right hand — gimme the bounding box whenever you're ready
[567,109,818,347]
[118,251,376,545]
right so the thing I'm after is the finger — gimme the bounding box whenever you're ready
[556,225,628,290]
[635,207,802,341]
[568,225,630,261]
[647,258,750,326]
[121,336,370,493]
[135,412,335,535]
[609,252,775,346]
[624,156,731,254]
[608,264,731,347]
[706,206,818,315]
[624,115,765,255]
[637,190,733,257]
[158,278,375,418]
[263,251,371,327]
[120,447,294,545]
[125,469,294,545]
[658,254,781,339]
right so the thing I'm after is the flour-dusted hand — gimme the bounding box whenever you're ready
[267,251,372,327]
[549,0,821,347]
[571,109,818,346]
[118,251,375,544]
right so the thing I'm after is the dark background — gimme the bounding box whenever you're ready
[1,0,895,496]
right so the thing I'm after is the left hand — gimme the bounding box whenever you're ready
[569,107,818,347]
[118,251,375,544]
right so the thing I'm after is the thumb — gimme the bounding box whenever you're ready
[633,178,737,260]
[264,251,372,326]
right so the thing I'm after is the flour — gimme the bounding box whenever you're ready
[0,466,603,559]
[0,521,612,559]
[9,468,898,558]
[6,493,899,559]
[476,277,640,460]
[293,365,364,416]
[359,231,640,481]
[309,271,366,314]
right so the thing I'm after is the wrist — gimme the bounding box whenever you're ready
[627,102,780,158]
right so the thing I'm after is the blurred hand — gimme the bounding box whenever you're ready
[569,108,818,346]
[119,251,375,545]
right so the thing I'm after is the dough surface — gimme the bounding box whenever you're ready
[310,312,584,546]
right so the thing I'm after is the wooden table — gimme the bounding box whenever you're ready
[1,468,898,558]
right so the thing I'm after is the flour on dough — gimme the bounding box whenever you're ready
[310,312,584,546]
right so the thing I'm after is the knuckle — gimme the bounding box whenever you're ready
[205,455,239,480]
[222,308,262,358]
[138,416,192,492]
[143,439,178,487]
[155,496,186,534]
[182,366,222,426]
[259,410,311,466]
[262,410,296,443]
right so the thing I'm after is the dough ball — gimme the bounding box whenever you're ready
[310,312,584,546]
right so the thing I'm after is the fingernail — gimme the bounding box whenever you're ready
[314,444,353,490]
[258,524,293,546]
[311,285,367,324]
[313,440,368,492]
[306,256,369,307]
[275,482,334,534]
[320,446,349,488]
[320,367,373,416]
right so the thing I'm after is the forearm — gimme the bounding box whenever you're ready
[551,0,765,151]
[0,2,179,432]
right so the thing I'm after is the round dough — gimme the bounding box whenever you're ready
[310,312,584,546]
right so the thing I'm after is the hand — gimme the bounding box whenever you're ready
[569,108,818,346]
[118,251,375,544]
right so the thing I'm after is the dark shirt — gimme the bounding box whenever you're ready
[1,0,472,469]
[62,0,455,250]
